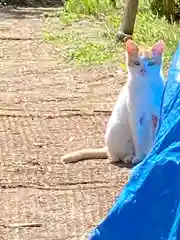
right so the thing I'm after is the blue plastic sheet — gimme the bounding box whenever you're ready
[89,42,180,240]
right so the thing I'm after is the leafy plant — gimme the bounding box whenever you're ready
[45,0,180,68]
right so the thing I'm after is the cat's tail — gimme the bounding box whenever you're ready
[61,147,108,164]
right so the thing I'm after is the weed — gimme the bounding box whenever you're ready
[63,0,115,16]
[45,0,180,68]
[134,11,180,65]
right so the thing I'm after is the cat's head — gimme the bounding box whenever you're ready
[125,40,165,77]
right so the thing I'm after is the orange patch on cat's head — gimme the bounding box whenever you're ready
[126,40,139,55]
[125,40,165,62]
[125,40,152,60]
[151,40,165,56]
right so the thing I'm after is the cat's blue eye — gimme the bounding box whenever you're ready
[133,61,140,66]
[148,61,155,66]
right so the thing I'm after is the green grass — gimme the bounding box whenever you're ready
[133,11,180,66]
[64,0,114,16]
[44,0,180,68]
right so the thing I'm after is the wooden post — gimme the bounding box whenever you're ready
[164,0,175,22]
[116,0,139,42]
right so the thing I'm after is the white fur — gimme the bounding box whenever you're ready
[105,85,135,163]
[105,59,165,164]
[61,41,165,165]
[127,64,165,163]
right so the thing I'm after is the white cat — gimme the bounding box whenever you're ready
[61,40,165,164]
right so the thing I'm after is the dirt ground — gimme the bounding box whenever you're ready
[0,7,130,240]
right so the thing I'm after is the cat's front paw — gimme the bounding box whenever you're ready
[124,155,134,164]
[131,156,142,164]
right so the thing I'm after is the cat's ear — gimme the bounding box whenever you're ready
[126,40,139,55]
[151,40,165,56]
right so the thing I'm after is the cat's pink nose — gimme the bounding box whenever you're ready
[139,68,146,76]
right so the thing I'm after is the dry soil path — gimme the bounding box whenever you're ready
[0,7,130,240]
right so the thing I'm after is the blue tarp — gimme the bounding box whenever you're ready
[89,43,180,240]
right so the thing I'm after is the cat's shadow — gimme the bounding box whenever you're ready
[111,161,139,169]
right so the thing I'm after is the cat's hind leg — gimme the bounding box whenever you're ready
[107,149,121,163]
